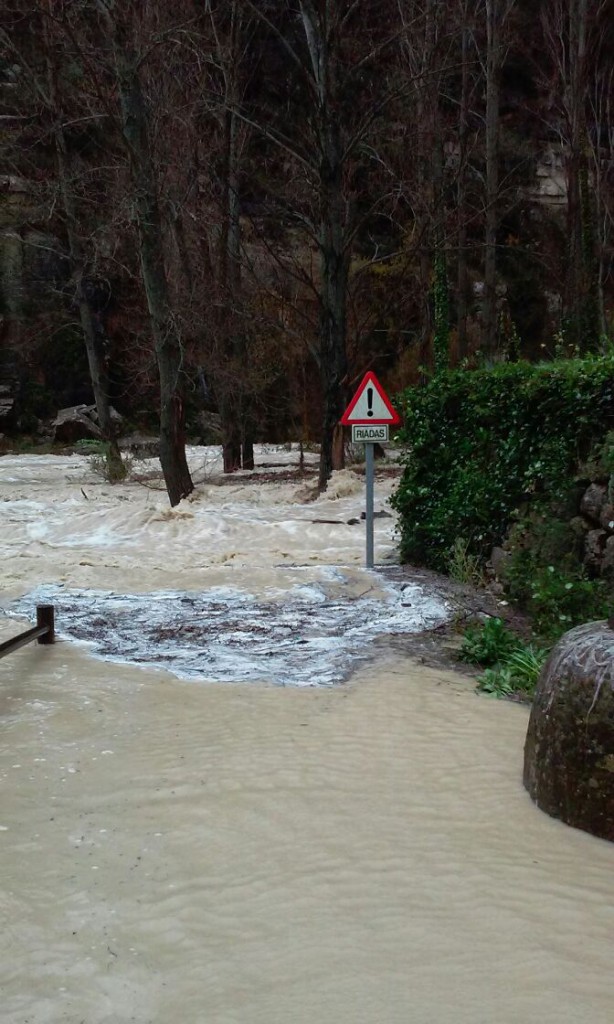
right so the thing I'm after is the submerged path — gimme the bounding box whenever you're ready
[1,448,613,1022]
[1,636,612,1024]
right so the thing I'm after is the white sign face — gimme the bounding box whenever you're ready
[352,424,389,443]
[346,386,394,423]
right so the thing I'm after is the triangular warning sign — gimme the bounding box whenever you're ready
[340,372,401,426]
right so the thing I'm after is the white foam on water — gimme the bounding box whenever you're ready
[0,443,448,686]
[0,446,402,590]
[7,572,450,686]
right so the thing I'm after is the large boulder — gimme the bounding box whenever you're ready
[51,403,125,443]
[524,621,614,842]
[52,405,104,443]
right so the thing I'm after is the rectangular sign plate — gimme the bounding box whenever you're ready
[352,424,389,443]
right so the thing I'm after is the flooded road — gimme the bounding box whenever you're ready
[1,448,613,1023]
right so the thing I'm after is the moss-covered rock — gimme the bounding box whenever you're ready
[524,621,614,842]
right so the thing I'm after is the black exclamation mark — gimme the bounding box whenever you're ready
[367,387,374,417]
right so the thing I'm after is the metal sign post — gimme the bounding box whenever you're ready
[352,425,388,568]
[365,442,375,568]
[341,372,401,569]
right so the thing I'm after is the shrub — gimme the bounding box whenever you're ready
[503,508,611,640]
[524,565,610,639]
[391,358,614,571]
[504,645,549,688]
[447,536,486,586]
[460,617,549,699]
[475,644,549,699]
[459,617,520,667]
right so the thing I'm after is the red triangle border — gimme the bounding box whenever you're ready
[340,371,401,426]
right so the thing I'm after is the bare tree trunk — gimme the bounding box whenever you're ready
[222,411,242,473]
[107,19,193,505]
[399,0,446,372]
[298,1,349,491]
[54,137,124,469]
[566,0,599,351]
[224,98,254,470]
[566,0,583,346]
[482,0,500,358]
[219,97,244,475]
[540,0,597,352]
[317,112,349,490]
[212,0,255,471]
[425,0,445,363]
[590,61,612,344]
[242,435,255,471]
[0,229,24,353]
[457,10,470,360]
[44,7,123,474]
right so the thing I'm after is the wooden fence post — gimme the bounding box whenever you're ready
[36,605,55,645]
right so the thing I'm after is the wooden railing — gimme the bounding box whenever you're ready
[0,605,55,660]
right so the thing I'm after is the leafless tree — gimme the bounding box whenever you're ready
[84,0,196,504]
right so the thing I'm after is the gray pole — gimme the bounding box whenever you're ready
[365,442,374,568]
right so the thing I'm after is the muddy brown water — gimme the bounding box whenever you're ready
[1,450,613,1022]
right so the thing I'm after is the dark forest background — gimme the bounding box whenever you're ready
[1,1,613,499]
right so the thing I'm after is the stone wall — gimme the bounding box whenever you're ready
[490,468,614,586]
[575,481,614,577]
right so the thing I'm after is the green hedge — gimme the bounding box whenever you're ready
[391,358,614,570]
